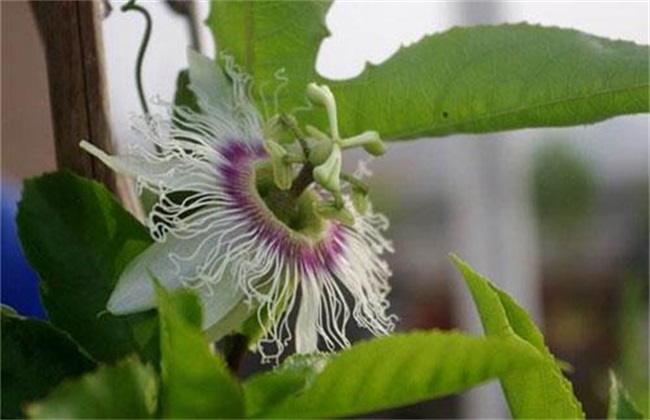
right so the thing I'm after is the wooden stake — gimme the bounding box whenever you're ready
[31,0,116,191]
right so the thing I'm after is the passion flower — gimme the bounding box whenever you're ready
[81,50,395,360]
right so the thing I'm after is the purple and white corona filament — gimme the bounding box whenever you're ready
[80,50,395,359]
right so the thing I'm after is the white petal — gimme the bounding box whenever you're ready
[204,300,252,342]
[199,267,247,332]
[187,49,233,116]
[107,235,194,314]
[295,277,321,353]
[185,49,262,142]
[79,141,211,191]
[108,232,250,338]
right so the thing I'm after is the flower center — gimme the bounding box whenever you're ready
[253,162,328,241]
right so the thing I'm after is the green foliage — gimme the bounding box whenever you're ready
[247,331,544,418]
[616,277,650,415]
[9,2,650,417]
[1,304,18,316]
[27,359,158,419]
[154,282,245,418]
[243,353,330,417]
[207,0,332,116]
[173,69,200,114]
[1,311,95,418]
[206,1,648,140]
[16,171,159,363]
[608,372,645,419]
[326,24,649,140]
[532,142,596,231]
[452,255,585,418]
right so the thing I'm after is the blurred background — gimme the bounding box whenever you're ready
[2,1,648,418]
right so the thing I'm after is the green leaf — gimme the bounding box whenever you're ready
[255,331,544,418]
[451,254,585,418]
[16,171,159,363]
[326,24,649,140]
[27,358,158,419]
[1,313,95,418]
[207,5,648,139]
[243,353,329,417]
[608,371,645,420]
[1,304,18,316]
[173,69,200,113]
[616,276,650,415]
[207,0,332,114]
[155,283,245,418]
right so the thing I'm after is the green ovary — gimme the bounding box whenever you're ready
[252,162,328,241]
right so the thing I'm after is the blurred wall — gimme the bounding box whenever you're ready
[1,1,56,182]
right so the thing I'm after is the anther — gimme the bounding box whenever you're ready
[312,143,342,194]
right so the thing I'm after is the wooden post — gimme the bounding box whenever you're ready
[31,0,116,192]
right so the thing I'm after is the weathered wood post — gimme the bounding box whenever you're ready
[31,0,115,190]
[31,0,143,217]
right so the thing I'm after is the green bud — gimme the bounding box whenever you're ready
[274,164,294,191]
[309,139,334,166]
[350,186,370,214]
[305,125,331,142]
[340,131,386,157]
[312,144,342,194]
[263,141,294,190]
[362,138,387,156]
[306,83,339,140]
[314,201,355,227]
[264,114,297,145]
[264,115,284,141]
[263,139,286,160]
[306,83,334,107]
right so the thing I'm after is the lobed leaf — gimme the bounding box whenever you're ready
[16,171,159,364]
[326,24,649,140]
[452,254,585,418]
[207,1,649,140]
[207,0,332,116]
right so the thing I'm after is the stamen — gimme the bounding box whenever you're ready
[307,83,339,140]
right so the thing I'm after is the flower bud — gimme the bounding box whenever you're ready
[263,140,294,190]
[350,186,370,215]
[363,138,387,156]
[341,131,386,156]
[306,83,334,107]
[314,201,355,227]
[312,144,342,194]
[309,139,334,166]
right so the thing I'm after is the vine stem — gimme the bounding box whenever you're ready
[289,162,315,199]
[223,334,248,376]
[121,0,151,115]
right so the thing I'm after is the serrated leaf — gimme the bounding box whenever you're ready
[1,313,95,418]
[326,24,648,140]
[207,3,648,140]
[16,171,159,363]
[451,254,584,418]
[608,371,645,419]
[207,0,332,114]
[155,283,244,418]
[27,358,157,419]
[256,331,544,418]
[243,353,329,417]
